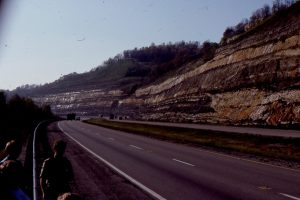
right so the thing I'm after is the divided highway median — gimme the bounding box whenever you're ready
[85,119,300,162]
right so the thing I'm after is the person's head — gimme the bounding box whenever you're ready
[4,140,22,160]
[53,140,67,157]
[57,192,83,200]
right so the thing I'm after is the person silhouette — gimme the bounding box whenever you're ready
[57,192,84,200]
[0,140,22,164]
[0,140,30,200]
[40,140,74,200]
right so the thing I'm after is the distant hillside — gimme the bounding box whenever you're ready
[12,41,218,96]
[12,1,300,128]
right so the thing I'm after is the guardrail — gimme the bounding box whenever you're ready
[32,120,47,200]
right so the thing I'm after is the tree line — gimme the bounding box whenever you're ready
[12,0,298,96]
[102,41,218,80]
[11,41,219,96]
[0,91,54,148]
[222,0,296,43]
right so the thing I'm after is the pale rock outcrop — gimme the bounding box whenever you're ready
[32,4,300,127]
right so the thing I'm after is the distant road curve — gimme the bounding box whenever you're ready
[110,119,300,138]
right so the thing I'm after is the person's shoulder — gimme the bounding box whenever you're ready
[40,157,53,177]
[44,157,52,162]
[3,159,22,167]
[51,156,70,164]
[42,157,54,165]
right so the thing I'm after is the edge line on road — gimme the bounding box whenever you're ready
[58,122,167,200]
[85,120,300,173]
[279,193,300,200]
[172,158,195,167]
[196,148,300,173]
[130,145,143,150]
[69,121,300,173]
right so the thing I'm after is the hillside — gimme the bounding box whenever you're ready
[14,1,300,127]
[13,41,217,97]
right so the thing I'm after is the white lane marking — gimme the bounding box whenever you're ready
[58,122,167,200]
[82,121,300,175]
[279,193,300,200]
[130,145,143,150]
[196,149,300,173]
[172,158,195,167]
[85,120,300,173]
[258,186,272,190]
[108,137,115,141]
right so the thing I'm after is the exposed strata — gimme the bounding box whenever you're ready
[33,89,126,116]
[33,4,300,127]
[130,33,300,125]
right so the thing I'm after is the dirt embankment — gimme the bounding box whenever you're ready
[35,121,153,200]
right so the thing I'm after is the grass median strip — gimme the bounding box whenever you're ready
[84,119,300,162]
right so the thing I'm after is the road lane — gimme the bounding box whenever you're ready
[114,120,300,138]
[58,120,300,200]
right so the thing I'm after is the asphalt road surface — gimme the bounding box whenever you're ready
[58,120,300,200]
[114,120,300,138]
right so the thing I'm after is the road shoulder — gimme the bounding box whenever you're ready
[44,122,153,200]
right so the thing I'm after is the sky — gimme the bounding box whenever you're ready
[0,0,274,90]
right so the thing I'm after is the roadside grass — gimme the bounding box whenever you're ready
[85,119,300,162]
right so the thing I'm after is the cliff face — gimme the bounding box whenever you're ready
[33,3,300,126]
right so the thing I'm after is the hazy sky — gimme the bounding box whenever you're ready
[0,0,274,90]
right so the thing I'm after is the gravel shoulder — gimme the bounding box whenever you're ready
[40,122,153,200]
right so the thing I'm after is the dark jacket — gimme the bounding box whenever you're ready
[40,156,73,197]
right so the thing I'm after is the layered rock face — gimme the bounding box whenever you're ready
[127,7,300,126]
[33,89,127,116]
[33,4,300,127]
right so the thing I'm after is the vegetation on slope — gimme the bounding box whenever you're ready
[12,0,299,99]
[13,41,218,96]
[0,91,54,149]
[221,0,298,44]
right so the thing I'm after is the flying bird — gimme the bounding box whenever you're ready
[77,38,86,42]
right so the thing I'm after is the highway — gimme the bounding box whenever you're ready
[58,120,300,200]
[114,120,300,138]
